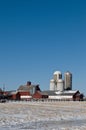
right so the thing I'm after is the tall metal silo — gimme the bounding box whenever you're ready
[57,79,64,91]
[64,71,72,90]
[50,79,55,91]
[53,71,62,82]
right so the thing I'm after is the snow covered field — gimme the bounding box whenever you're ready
[0,101,86,130]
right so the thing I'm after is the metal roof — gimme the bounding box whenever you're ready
[17,84,40,92]
[7,90,18,95]
[42,90,79,96]
[38,91,48,95]
[18,85,36,90]
[42,90,57,96]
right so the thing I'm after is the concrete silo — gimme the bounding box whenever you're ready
[53,71,63,91]
[64,71,72,90]
[57,79,64,91]
[50,79,55,91]
[53,71,62,81]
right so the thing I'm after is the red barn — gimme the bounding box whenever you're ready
[7,91,20,100]
[32,91,48,99]
[13,81,48,100]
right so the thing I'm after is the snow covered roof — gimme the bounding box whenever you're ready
[7,90,18,95]
[43,90,79,96]
[63,90,79,94]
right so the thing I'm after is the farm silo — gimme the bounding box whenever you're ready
[64,71,72,90]
[57,79,64,91]
[50,79,55,90]
[53,71,62,81]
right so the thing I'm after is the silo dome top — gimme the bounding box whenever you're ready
[54,71,62,75]
[65,71,72,75]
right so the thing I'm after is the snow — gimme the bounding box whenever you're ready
[0,101,86,130]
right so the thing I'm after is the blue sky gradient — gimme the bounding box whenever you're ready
[0,0,86,95]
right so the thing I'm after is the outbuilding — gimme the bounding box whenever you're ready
[43,90,83,101]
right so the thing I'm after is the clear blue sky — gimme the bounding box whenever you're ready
[0,0,86,95]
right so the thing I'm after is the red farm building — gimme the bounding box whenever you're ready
[7,81,48,100]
